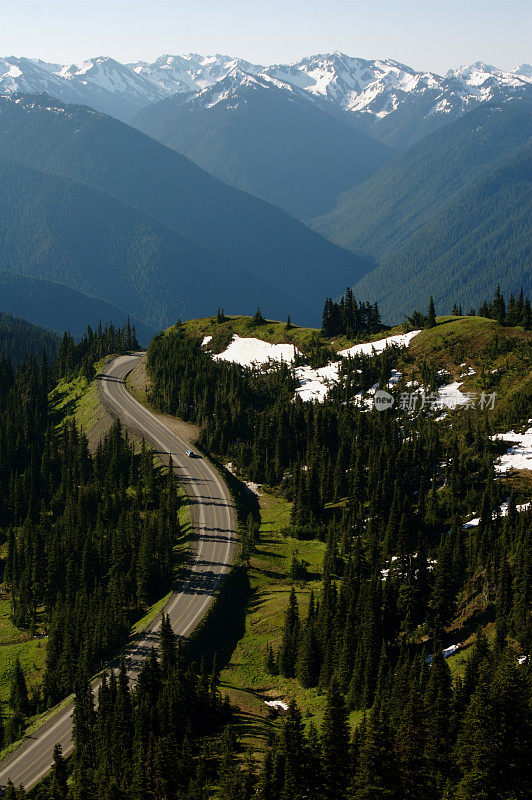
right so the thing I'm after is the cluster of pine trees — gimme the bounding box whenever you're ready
[0,312,59,368]
[322,289,383,338]
[7,617,233,800]
[271,489,530,703]
[255,635,530,800]
[477,285,531,328]
[55,320,138,381]
[9,632,528,800]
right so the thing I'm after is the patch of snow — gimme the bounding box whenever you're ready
[463,516,481,529]
[442,644,461,658]
[427,642,462,665]
[518,655,528,665]
[500,500,531,516]
[459,367,476,378]
[492,425,532,472]
[264,699,289,712]
[294,362,341,402]
[213,330,420,404]
[338,330,421,358]
[213,335,300,367]
[387,369,402,387]
[201,335,212,347]
[434,382,472,409]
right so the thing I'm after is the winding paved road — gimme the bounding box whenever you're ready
[0,352,238,790]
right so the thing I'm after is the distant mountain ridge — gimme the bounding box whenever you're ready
[1,52,530,147]
[0,93,368,328]
[311,100,532,320]
[132,69,393,217]
[0,271,154,343]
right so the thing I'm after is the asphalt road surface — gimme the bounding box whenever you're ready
[0,352,238,791]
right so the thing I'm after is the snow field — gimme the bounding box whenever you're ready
[208,330,497,414]
[212,331,423,404]
[491,425,532,472]
[212,335,299,367]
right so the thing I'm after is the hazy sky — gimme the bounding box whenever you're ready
[1,0,530,74]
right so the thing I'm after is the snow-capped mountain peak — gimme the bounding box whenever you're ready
[452,61,530,89]
[165,67,297,112]
[514,63,532,78]
[1,51,530,140]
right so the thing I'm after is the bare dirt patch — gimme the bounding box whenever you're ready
[85,404,115,453]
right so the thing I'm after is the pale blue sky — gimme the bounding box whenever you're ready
[0,0,530,73]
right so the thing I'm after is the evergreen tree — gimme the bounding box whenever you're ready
[427,296,436,328]
[50,743,68,800]
[159,613,177,676]
[321,682,350,799]
[9,658,29,717]
[278,588,300,678]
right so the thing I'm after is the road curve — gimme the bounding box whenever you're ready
[0,352,238,790]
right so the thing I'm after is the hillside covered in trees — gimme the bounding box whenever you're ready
[0,312,59,368]
[0,303,529,799]
[0,93,370,329]
[138,307,530,799]
[0,322,187,751]
[311,100,532,321]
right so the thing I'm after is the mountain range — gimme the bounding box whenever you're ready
[1,52,530,148]
[0,51,529,331]
[0,93,367,329]
[132,69,393,218]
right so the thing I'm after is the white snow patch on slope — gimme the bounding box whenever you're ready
[264,699,289,712]
[338,330,421,358]
[213,335,300,367]
[293,331,421,402]
[463,499,531,529]
[213,331,421,403]
[434,382,472,409]
[295,362,341,402]
[492,425,532,472]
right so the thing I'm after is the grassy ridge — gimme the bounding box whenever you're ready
[408,315,532,413]
[182,315,531,418]
[180,314,407,356]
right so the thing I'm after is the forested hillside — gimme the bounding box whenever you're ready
[0,156,280,332]
[312,101,531,258]
[311,100,531,320]
[0,94,370,327]
[351,141,531,319]
[0,323,186,752]
[137,310,531,799]
[0,312,58,367]
[0,271,153,343]
[0,306,529,798]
